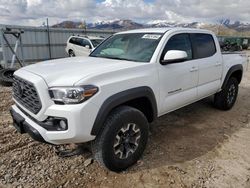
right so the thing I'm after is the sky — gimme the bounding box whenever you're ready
[0,0,249,26]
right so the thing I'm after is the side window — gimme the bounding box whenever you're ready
[76,38,82,46]
[69,37,76,44]
[79,39,91,48]
[192,34,216,59]
[162,34,193,60]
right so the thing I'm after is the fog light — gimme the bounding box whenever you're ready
[39,117,68,131]
[59,120,67,130]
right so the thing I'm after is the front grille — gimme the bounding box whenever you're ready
[12,76,42,114]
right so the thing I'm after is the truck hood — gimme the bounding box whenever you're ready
[20,57,141,87]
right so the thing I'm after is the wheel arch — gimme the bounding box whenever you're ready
[91,86,157,136]
[222,64,243,89]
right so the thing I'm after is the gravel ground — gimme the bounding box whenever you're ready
[0,53,250,188]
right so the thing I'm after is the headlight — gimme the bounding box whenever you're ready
[48,85,98,104]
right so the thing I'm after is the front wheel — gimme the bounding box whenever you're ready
[91,106,149,172]
[214,77,239,110]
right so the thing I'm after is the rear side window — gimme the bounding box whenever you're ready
[69,37,77,44]
[162,34,193,60]
[69,37,91,48]
[192,34,216,59]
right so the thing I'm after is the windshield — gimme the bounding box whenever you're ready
[91,39,103,47]
[90,33,163,62]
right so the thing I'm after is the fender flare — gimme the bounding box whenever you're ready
[91,86,157,136]
[222,64,243,89]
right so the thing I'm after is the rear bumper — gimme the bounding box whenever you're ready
[10,107,48,144]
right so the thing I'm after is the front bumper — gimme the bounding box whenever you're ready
[10,103,98,145]
[10,107,47,144]
[11,69,99,145]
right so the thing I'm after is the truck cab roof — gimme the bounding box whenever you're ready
[117,27,213,34]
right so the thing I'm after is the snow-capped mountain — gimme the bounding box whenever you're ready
[52,19,250,32]
[146,20,178,27]
[146,20,203,28]
[87,19,144,30]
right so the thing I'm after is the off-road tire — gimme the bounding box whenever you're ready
[91,106,149,172]
[214,77,239,110]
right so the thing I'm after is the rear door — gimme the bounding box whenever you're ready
[191,33,223,98]
[74,38,82,56]
[67,37,77,54]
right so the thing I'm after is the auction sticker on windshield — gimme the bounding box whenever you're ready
[142,34,161,40]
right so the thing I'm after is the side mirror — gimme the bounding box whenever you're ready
[85,45,91,49]
[161,50,188,65]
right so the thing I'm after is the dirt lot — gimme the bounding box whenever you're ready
[1,54,250,188]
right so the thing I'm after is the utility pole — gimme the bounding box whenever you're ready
[47,18,52,59]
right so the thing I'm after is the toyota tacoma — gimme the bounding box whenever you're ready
[10,28,248,172]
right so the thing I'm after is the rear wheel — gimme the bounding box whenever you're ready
[91,106,149,172]
[68,50,75,57]
[214,77,239,110]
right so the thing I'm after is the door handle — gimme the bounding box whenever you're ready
[190,67,198,72]
[215,62,222,67]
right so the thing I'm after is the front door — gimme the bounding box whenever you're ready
[158,33,199,115]
[76,38,91,56]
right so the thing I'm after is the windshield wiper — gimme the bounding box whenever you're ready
[90,55,142,62]
[112,57,142,62]
[95,55,136,61]
[106,57,132,61]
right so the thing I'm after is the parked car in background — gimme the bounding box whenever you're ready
[65,35,104,57]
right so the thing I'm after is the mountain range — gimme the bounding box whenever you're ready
[52,19,250,33]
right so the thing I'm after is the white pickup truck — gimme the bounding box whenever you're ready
[10,28,248,172]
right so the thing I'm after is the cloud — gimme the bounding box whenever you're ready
[0,0,249,26]
[95,0,155,21]
[0,0,28,18]
[154,0,250,22]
